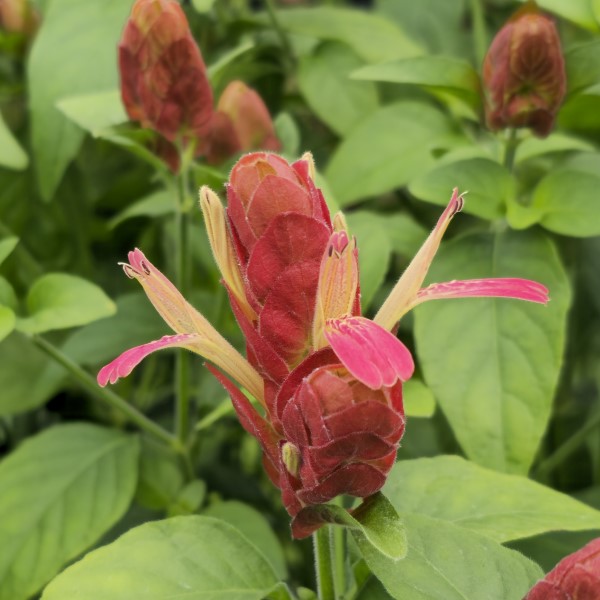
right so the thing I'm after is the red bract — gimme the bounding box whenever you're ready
[99,152,550,537]
[524,537,600,599]
[482,3,566,137]
[202,81,281,165]
[217,81,281,154]
[0,0,38,35]
[118,0,213,145]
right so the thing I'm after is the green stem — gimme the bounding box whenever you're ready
[264,0,295,68]
[314,526,336,600]
[332,498,346,596]
[503,128,519,172]
[469,0,487,66]
[195,399,234,431]
[32,335,178,449]
[175,165,191,447]
[535,410,600,478]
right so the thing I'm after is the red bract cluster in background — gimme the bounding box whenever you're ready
[482,2,566,137]
[118,0,213,144]
[98,152,550,537]
[118,0,279,170]
[0,0,38,38]
[524,537,600,599]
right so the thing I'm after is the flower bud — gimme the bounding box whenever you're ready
[482,4,566,138]
[0,0,38,36]
[217,81,280,153]
[524,537,600,599]
[227,152,330,254]
[118,0,213,145]
[278,362,405,508]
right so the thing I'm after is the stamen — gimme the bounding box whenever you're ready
[140,260,151,275]
[120,263,138,279]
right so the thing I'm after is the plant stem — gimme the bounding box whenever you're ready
[264,0,295,68]
[535,410,600,478]
[314,526,336,600]
[503,128,519,172]
[332,497,346,596]
[469,0,487,66]
[175,165,191,447]
[32,335,178,449]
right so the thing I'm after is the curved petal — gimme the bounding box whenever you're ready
[325,316,414,390]
[97,333,198,386]
[375,188,465,330]
[415,278,549,306]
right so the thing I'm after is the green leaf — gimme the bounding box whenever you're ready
[41,516,280,600]
[17,273,116,334]
[326,101,460,206]
[565,41,600,95]
[355,576,393,600]
[274,112,300,158]
[385,456,600,542]
[204,500,288,579]
[346,212,391,309]
[379,213,428,257]
[0,113,28,170]
[515,132,595,162]
[403,379,436,418]
[409,158,514,221]
[298,42,379,136]
[0,276,17,309]
[359,512,543,600]
[168,480,207,516]
[296,493,407,562]
[57,90,128,136]
[375,0,468,56]
[28,0,134,200]
[192,0,216,13]
[109,189,174,228]
[0,333,57,416]
[268,6,422,63]
[134,438,185,511]
[0,306,16,342]
[594,0,600,27]
[96,125,172,173]
[527,169,600,237]
[526,0,599,30]
[510,529,600,573]
[0,236,18,266]
[0,424,139,600]
[414,230,571,474]
[59,292,166,367]
[352,56,481,110]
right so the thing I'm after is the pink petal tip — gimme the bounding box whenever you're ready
[97,333,198,386]
[417,278,549,305]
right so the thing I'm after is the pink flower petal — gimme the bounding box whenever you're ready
[375,188,464,330]
[123,248,201,334]
[97,333,198,386]
[416,278,550,305]
[324,316,414,390]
